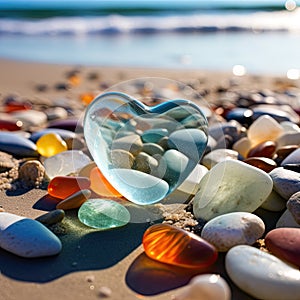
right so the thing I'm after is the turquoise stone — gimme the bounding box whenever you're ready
[84,92,208,205]
[78,199,130,230]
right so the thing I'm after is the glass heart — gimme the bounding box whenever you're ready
[84,91,208,205]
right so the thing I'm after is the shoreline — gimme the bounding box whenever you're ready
[0,58,298,300]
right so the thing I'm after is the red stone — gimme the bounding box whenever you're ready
[143,223,218,269]
[247,141,276,158]
[243,157,277,172]
[48,176,91,199]
[265,228,300,268]
[0,119,23,131]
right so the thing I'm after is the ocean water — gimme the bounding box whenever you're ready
[0,0,300,76]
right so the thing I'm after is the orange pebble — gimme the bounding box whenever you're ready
[48,176,91,199]
[90,167,122,197]
[143,223,218,269]
[80,92,95,105]
[68,74,81,86]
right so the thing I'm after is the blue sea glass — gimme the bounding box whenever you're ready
[84,92,208,205]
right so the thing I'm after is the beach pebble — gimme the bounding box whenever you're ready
[44,150,91,179]
[0,212,62,258]
[0,119,23,131]
[275,145,298,162]
[110,149,134,169]
[201,149,239,169]
[225,245,300,300]
[232,136,252,158]
[18,160,45,188]
[0,132,38,157]
[110,168,169,204]
[143,223,218,268]
[269,167,300,199]
[247,140,276,158]
[247,115,283,147]
[276,132,300,148]
[142,143,164,156]
[36,209,65,225]
[281,148,300,166]
[260,190,286,212]
[177,164,208,195]
[133,152,158,174]
[142,128,169,143]
[243,157,277,173]
[276,209,300,228]
[36,133,68,157]
[48,118,82,132]
[280,121,300,133]
[12,110,47,127]
[193,160,273,221]
[45,106,68,121]
[265,228,300,268]
[208,122,241,142]
[167,128,208,161]
[78,199,130,230]
[112,134,143,156]
[30,128,76,143]
[56,189,91,210]
[174,274,231,300]
[287,191,300,224]
[201,212,265,252]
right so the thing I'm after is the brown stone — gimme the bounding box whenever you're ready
[56,189,91,210]
[243,157,277,172]
[276,145,299,160]
[247,140,276,158]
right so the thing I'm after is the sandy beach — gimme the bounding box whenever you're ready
[0,58,299,300]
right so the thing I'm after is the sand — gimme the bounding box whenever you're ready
[0,58,297,300]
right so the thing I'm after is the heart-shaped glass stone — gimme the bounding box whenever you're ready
[84,92,208,205]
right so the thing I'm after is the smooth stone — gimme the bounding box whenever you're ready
[141,128,169,143]
[193,160,273,221]
[0,132,38,157]
[287,191,300,224]
[177,164,208,195]
[36,133,68,157]
[142,143,164,156]
[161,149,192,188]
[157,136,169,150]
[163,106,198,121]
[110,149,134,169]
[201,149,239,169]
[243,157,277,173]
[36,209,65,225]
[226,245,300,300]
[56,189,91,210]
[276,145,298,161]
[281,148,300,166]
[283,163,300,173]
[208,122,241,142]
[133,152,158,174]
[109,168,169,205]
[48,176,91,199]
[78,199,130,230]
[111,134,143,156]
[252,104,300,123]
[269,167,300,199]
[89,167,122,198]
[181,114,208,129]
[0,119,23,131]
[280,121,300,133]
[167,128,208,162]
[232,137,252,158]
[213,134,234,150]
[226,107,253,126]
[44,150,91,179]
[0,212,62,258]
[261,190,286,212]
[265,228,300,268]
[276,132,300,148]
[175,274,231,300]
[276,209,300,228]
[12,110,47,127]
[142,223,218,268]
[247,115,283,147]
[78,161,97,178]
[247,140,277,158]
[30,128,76,143]
[48,118,83,132]
[45,106,68,121]
[201,212,265,252]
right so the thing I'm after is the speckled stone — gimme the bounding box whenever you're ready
[265,228,300,268]
[269,167,300,200]
[110,149,134,169]
[18,160,45,188]
[201,212,265,251]
[193,160,273,221]
[0,212,62,258]
[225,245,300,300]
